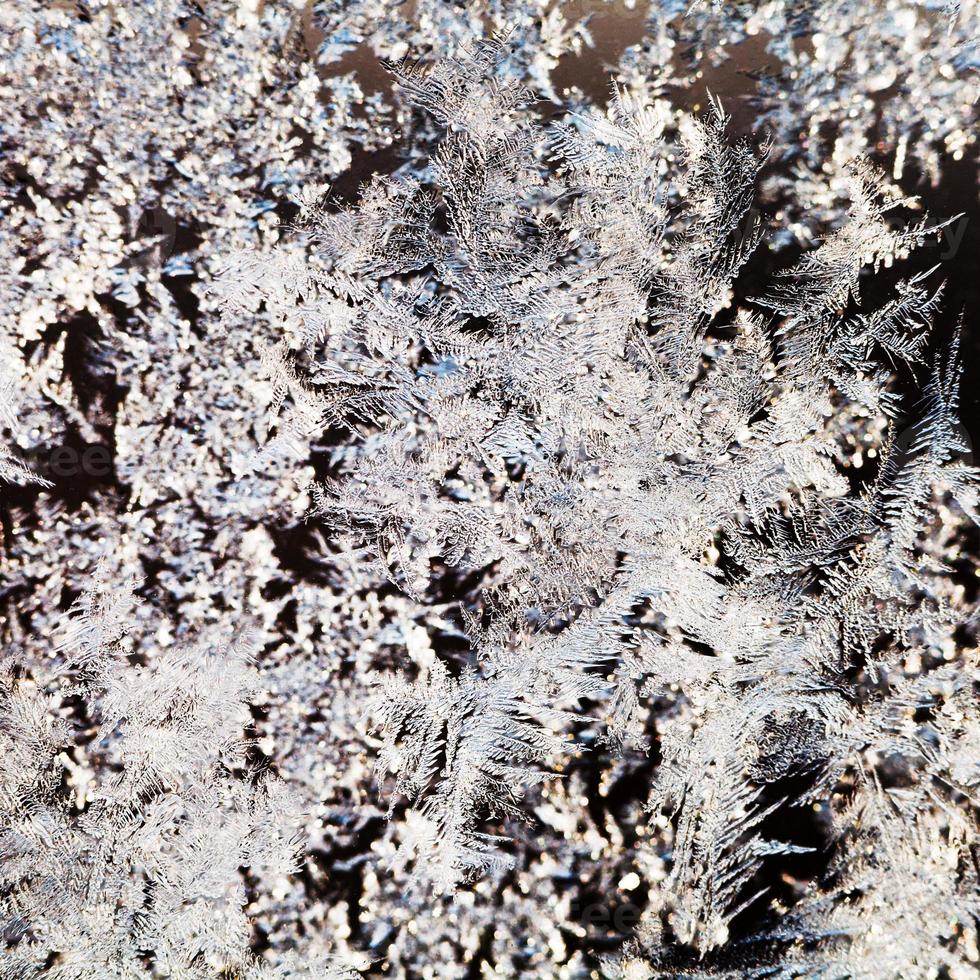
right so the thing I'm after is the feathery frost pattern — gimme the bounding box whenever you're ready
[1,566,359,979]
[218,36,980,974]
[2,2,978,975]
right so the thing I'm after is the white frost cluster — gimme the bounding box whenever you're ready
[2,3,978,978]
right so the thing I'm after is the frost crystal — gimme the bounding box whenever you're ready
[3,3,979,977]
[220,32,979,974]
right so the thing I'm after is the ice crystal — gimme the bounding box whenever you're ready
[221,33,979,973]
[2,2,978,976]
